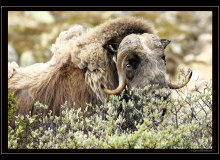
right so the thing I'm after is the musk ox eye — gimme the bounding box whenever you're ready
[126,64,131,68]
[162,55,166,65]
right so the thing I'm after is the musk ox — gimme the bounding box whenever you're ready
[8,17,192,125]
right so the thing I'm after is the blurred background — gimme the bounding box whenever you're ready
[8,11,212,93]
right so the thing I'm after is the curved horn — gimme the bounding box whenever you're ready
[101,34,141,95]
[167,71,192,89]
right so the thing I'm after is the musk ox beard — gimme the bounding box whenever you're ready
[8,17,192,127]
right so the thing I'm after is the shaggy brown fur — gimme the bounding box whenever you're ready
[9,59,102,117]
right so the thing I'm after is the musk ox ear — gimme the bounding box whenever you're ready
[102,41,117,63]
[160,38,171,49]
[102,41,117,53]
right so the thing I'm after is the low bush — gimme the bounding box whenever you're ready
[8,68,212,149]
[8,90,17,125]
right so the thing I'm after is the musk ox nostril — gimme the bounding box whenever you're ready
[100,83,105,89]
[163,96,168,101]
[161,108,167,117]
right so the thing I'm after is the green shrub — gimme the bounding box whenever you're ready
[8,90,17,125]
[8,68,212,149]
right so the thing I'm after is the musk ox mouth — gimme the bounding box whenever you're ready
[117,86,172,130]
[118,85,174,130]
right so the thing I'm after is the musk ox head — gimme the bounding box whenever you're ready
[99,31,192,129]
[101,33,192,100]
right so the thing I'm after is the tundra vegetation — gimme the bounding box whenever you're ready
[8,67,212,149]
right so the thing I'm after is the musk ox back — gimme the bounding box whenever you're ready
[8,17,192,126]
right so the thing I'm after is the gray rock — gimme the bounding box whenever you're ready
[8,44,18,63]
[20,51,37,67]
[195,44,212,65]
[184,54,195,63]
[102,11,131,19]
[198,34,212,43]
[170,42,182,55]
[24,11,55,24]
[162,11,177,24]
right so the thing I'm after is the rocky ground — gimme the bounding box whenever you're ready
[8,11,212,94]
